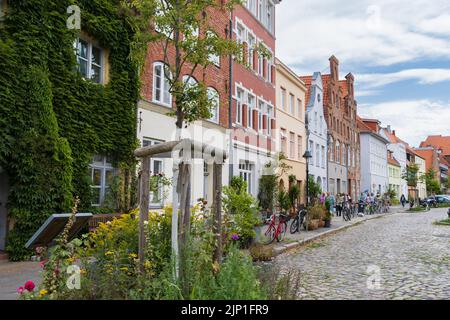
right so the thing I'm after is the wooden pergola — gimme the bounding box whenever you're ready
[133,138,228,272]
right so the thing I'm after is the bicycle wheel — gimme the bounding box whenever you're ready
[263,224,276,244]
[290,217,299,234]
[277,222,287,242]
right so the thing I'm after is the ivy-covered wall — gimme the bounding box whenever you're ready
[0,0,139,260]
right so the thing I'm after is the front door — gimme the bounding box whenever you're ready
[0,171,9,251]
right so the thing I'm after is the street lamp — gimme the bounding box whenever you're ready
[303,150,312,231]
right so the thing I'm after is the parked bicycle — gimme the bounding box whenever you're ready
[290,209,307,234]
[342,201,352,221]
[264,213,290,244]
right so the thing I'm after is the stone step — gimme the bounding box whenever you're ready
[0,251,8,262]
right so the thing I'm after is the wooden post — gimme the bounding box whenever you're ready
[213,163,223,264]
[138,156,150,272]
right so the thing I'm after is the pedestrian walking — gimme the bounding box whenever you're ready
[328,193,336,216]
[400,194,406,208]
[321,193,327,205]
[336,193,343,217]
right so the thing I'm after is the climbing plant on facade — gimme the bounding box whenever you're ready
[0,0,139,260]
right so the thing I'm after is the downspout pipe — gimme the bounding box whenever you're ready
[228,8,234,184]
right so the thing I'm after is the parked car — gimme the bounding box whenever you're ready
[435,195,450,203]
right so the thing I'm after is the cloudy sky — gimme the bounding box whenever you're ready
[276,0,450,147]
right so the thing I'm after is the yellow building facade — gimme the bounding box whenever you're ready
[275,58,307,203]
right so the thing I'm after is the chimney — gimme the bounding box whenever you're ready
[392,130,396,136]
[329,55,339,81]
[386,125,391,133]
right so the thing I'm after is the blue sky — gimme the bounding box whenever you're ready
[276,0,450,147]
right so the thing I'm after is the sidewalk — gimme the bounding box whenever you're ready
[0,260,41,300]
[267,206,405,256]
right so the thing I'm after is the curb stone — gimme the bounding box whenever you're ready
[273,211,400,256]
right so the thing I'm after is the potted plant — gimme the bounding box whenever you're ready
[324,198,332,228]
[304,205,323,230]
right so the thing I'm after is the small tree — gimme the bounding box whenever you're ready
[308,176,322,205]
[257,173,278,215]
[422,168,441,195]
[402,163,419,188]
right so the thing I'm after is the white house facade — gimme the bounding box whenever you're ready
[380,126,408,197]
[304,72,328,192]
[359,120,389,195]
[138,100,230,209]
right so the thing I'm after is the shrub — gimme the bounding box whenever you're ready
[223,177,259,248]
[249,243,274,262]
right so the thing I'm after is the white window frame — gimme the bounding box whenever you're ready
[89,156,115,207]
[143,138,165,208]
[75,38,104,84]
[152,62,172,107]
[236,88,244,124]
[239,161,254,194]
[280,87,286,110]
[289,132,296,159]
[207,87,220,124]
[206,31,220,67]
[247,92,255,128]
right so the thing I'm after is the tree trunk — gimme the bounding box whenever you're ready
[138,156,150,273]
[213,163,223,264]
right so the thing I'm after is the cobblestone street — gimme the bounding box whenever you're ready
[275,208,450,300]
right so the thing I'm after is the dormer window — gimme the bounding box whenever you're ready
[75,38,104,84]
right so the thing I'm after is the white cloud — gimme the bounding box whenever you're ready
[357,69,450,88]
[358,99,450,147]
[276,0,450,71]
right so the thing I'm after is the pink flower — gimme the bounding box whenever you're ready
[39,260,47,268]
[17,286,24,294]
[24,280,35,292]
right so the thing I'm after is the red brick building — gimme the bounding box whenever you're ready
[230,0,280,196]
[137,3,233,207]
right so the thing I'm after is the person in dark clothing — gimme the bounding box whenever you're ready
[400,194,406,208]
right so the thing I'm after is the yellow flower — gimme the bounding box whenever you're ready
[80,269,87,275]
[128,253,138,259]
[120,267,129,272]
[39,289,48,297]
[105,251,114,256]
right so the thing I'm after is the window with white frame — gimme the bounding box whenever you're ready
[297,135,303,160]
[143,139,165,207]
[330,137,335,162]
[239,162,254,194]
[247,93,255,128]
[89,155,115,206]
[236,88,244,124]
[289,93,295,115]
[320,116,323,135]
[267,105,273,135]
[236,22,245,44]
[266,58,273,82]
[280,87,286,110]
[316,143,320,167]
[153,62,172,106]
[258,52,264,77]
[297,98,302,120]
[314,112,318,133]
[207,87,219,123]
[309,140,314,164]
[247,33,256,69]
[154,6,174,39]
[267,1,274,33]
[258,100,264,132]
[289,132,295,159]
[206,31,220,66]
[281,129,287,155]
[336,140,340,164]
[322,146,326,168]
[75,38,103,84]
[245,0,258,16]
